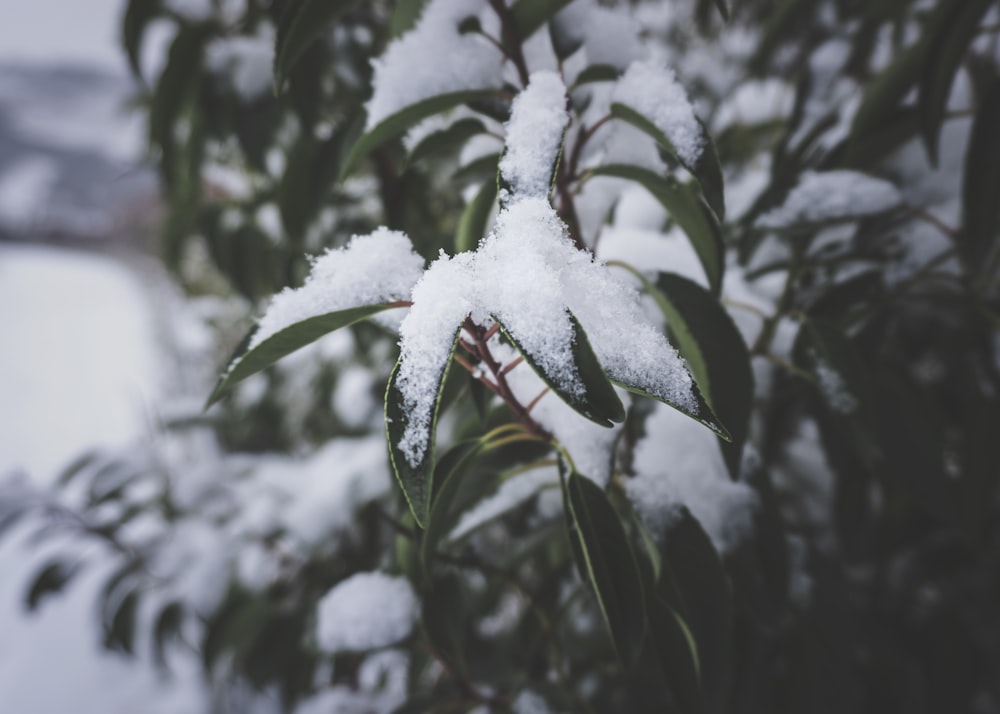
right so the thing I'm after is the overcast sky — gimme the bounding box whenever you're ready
[0,0,128,71]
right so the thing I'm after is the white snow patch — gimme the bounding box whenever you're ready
[450,467,558,540]
[0,156,59,229]
[206,25,274,100]
[757,170,902,230]
[499,71,569,201]
[315,572,419,653]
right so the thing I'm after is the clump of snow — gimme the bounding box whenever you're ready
[712,79,794,132]
[249,229,424,351]
[612,60,704,167]
[365,0,504,130]
[513,689,559,714]
[554,0,642,71]
[812,355,858,415]
[332,366,378,428]
[395,198,698,469]
[626,404,757,553]
[315,572,419,653]
[757,170,902,230]
[449,466,558,540]
[499,71,569,201]
[206,25,274,100]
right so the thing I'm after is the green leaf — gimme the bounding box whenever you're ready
[565,470,647,668]
[421,441,485,572]
[122,0,161,80]
[960,62,1000,272]
[590,164,724,293]
[496,312,626,428]
[406,117,487,168]
[796,318,872,423]
[570,64,621,90]
[609,103,725,221]
[386,328,462,527]
[341,90,503,179]
[389,0,428,37]
[455,179,497,253]
[651,272,753,477]
[509,0,575,40]
[273,0,362,92]
[208,304,402,406]
[611,377,729,442]
[646,595,705,714]
[152,602,184,669]
[917,0,992,165]
[25,560,82,611]
[453,152,502,185]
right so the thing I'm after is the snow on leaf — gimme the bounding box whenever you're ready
[757,170,902,230]
[499,70,570,202]
[315,572,419,653]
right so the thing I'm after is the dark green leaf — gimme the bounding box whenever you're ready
[342,90,503,179]
[406,118,487,168]
[650,272,753,476]
[960,62,1000,272]
[609,103,725,221]
[152,602,184,669]
[509,0,575,40]
[917,0,992,165]
[452,152,502,185]
[455,178,497,253]
[566,470,647,667]
[612,376,729,442]
[273,0,363,92]
[570,64,620,89]
[208,304,404,406]
[122,0,161,80]
[496,312,625,428]
[421,441,485,571]
[646,595,705,714]
[25,560,82,611]
[150,28,207,189]
[796,318,872,424]
[591,164,724,293]
[386,328,462,527]
[389,0,428,37]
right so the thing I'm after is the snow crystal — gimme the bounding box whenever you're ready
[449,466,558,540]
[757,170,902,230]
[499,71,569,201]
[249,229,424,351]
[627,404,757,553]
[365,0,504,130]
[395,198,699,468]
[612,60,704,167]
[315,572,419,653]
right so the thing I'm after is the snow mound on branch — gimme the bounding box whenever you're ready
[316,572,419,653]
[499,71,569,201]
[366,0,504,130]
[757,170,902,229]
[249,228,423,350]
[612,60,704,167]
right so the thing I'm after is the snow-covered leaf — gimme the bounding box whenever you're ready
[497,312,625,428]
[341,89,503,178]
[591,164,724,293]
[273,0,362,92]
[564,469,646,668]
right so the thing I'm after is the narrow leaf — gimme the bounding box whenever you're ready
[455,179,497,253]
[960,63,1000,272]
[421,441,485,571]
[122,0,161,80]
[570,64,620,90]
[591,164,724,293]
[386,329,462,527]
[406,118,486,168]
[509,0,575,40]
[496,312,626,428]
[341,90,503,179]
[273,0,362,92]
[566,471,647,667]
[609,103,725,221]
[26,560,81,611]
[208,304,401,406]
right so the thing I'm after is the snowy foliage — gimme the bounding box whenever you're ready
[315,572,419,653]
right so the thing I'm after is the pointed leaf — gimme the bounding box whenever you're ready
[389,0,428,38]
[565,471,647,668]
[273,0,363,92]
[421,440,486,571]
[496,312,625,428]
[646,595,705,714]
[509,0,575,40]
[25,560,82,612]
[960,62,1000,272]
[610,103,726,221]
[455,179,498,253]
[611,377,729,442]
[208,304,401,406]
[406,118,487,168]
[386,328,462,527]
[122,0,161,80]
[341,90,503,179]
[570,64,621,90]
[591,164,724,293]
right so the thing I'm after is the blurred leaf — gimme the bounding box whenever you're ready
[273,0,362,92]
[152,602,184,669]
[453,152,502,185]
[651,272,754,477]
[455,179,497,253]
[386,328,462,527]
[208,304,403,406]
[104,590,139,654]
[406,118,487,168]
[25,560,82,612]
[496,312,625,428]
[389,0,428,37]
[917,0,991,165]
[566,471,647,667]
[122,0,161,80]
[609,104,726,221]
[509,0,575,40]
[646,594,705,714]
[570,64,620,89]
[961,61,1000,272]
[342,90,503,179]
[591,164,724,293]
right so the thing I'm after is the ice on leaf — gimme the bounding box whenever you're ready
[499,71,570,201]
[366,0,505,131]
[757,170,902,230]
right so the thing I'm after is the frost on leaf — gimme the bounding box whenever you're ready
[250,228,424,350]
[315,572,419,653]
[757,170,902,230]
[612,60,705,168]
[499,71,570,202]
[365,0,505,130]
